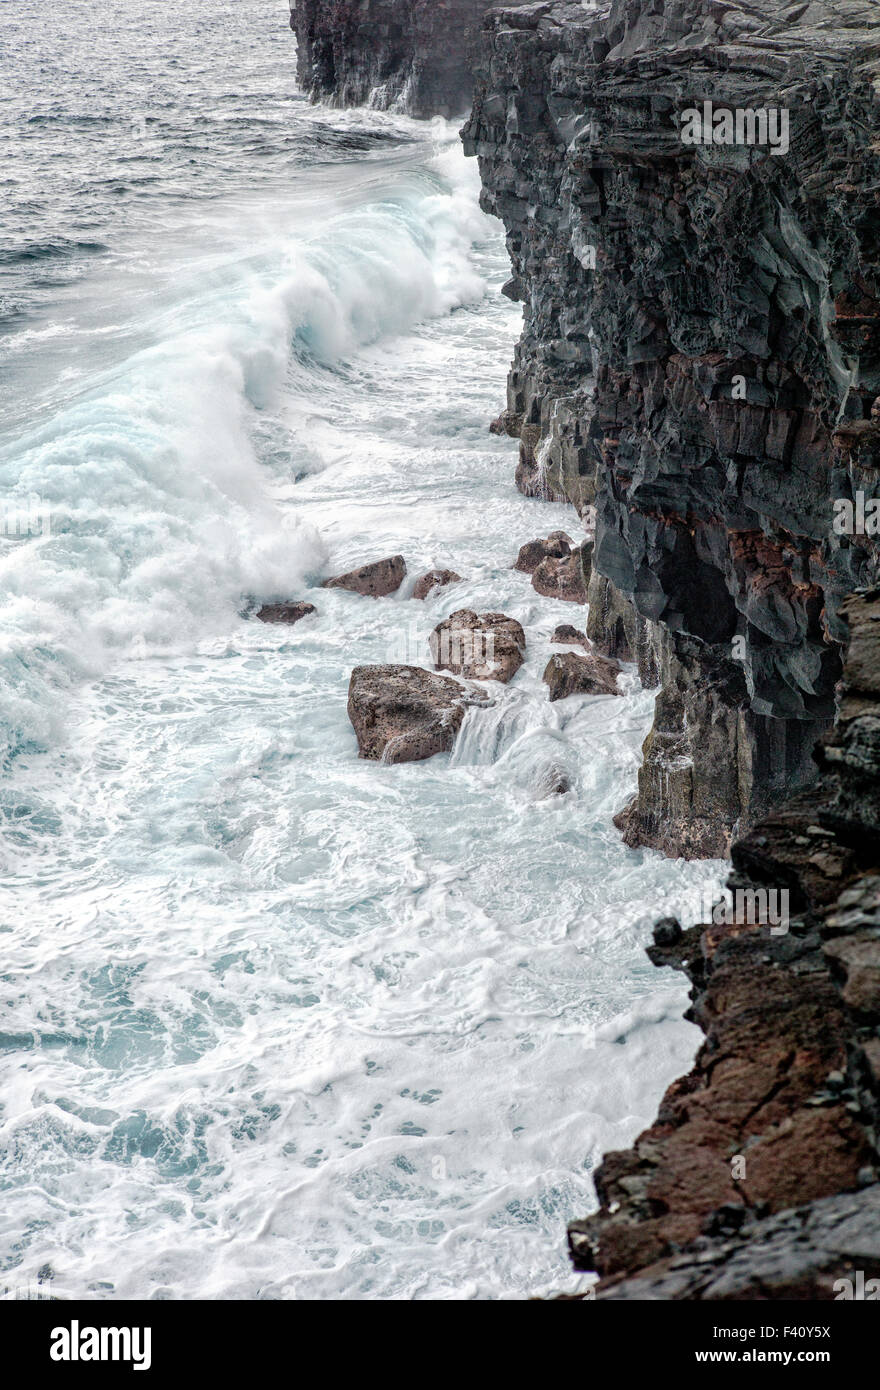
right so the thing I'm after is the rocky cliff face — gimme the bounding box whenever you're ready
[464,0,880,858]
[567,586,880,1298]
[292,0,526,118]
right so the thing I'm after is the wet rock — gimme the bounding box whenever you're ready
[542,649,621,701]
[586,571,659,688]
[256,602,316,625]
[531,542,592,604]
[347,664,482,764]
[551,624,588,648]
[563,592,880,1297]
[292,0,528,119]
[464,0,880,854]
[585,1187,880,1300]
[412,569,462,601]
[652,917,683,948]
[536,768,572,798]
[513,532,573,574]
[323,555,406,598]
[430,609,525,684]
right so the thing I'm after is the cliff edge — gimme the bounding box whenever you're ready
[464,0,880,858]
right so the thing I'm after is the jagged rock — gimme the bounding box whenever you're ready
[531,541,592,604]
[652,917,683,948]
[819,588,880,848]
[323,555,406,598]
[430,609,525,683]
[543,649,620,701]
[256,602,316,625]
[586,570,659,688]
[551,624,588,648]
[292,0,531,119]
[412,569,462,601]
[582,1188,880,1300]
[464,0,880,855]
[565,590,880,1298]
[513,531,573,574]
[489,409,524,438]
[347,664,482,763]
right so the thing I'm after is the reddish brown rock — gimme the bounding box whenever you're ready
[551,624,588,648]
[323,555,406,597]
[256,602,316,625]
[412,569,462,601]
[430,609,525,684]
[531,542,592,604]
[513,531,573,574]
[347,665,483,764]
[543,650,620,701]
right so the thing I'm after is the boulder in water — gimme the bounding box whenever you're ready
[543,649,621,701]
[412,569,462,601]
[323,555,406,597]
[513,532,573,574]
[531,541,592,605]
[430,609,525,684]
[256,602,316,625]
[348,664,483,764]
[551,624,588,648]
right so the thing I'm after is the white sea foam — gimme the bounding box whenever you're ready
[0,3,726,1302]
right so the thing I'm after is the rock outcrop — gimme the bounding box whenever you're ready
[323,555,406,597]
[565,588,880,1298]
[292,0,530,119]
[430,609,525,682]
[463,0,880,856]
[347,664,484,762]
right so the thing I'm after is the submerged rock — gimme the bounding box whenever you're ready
[412,569,462,601]
[430,609,525,683]
[256,602,316,626]
[323,555,406,598]
[542,650,621,701]
[347,664,482,764]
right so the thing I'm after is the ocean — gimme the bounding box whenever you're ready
[0,0,724,1299]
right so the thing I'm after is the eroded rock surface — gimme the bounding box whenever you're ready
[464,0,880,855]
[412,568,462,601]
[256,602,316,625]
[292,0,529,118]
[543,649,620,700]
[532,541,591,604]
[347,664,482,763]
[551,623,587,648]
[323,555,406,597]
[430,609,525,683]
[565,589,880,1298]
[513,531,573,574]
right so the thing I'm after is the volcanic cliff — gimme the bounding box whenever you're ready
[291,0,528,118]
[460,0,880,1300]
[463,0,880,859]
[288,0,880,1297]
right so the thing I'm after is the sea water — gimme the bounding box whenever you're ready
[0,0,725,1299]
